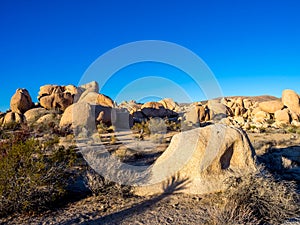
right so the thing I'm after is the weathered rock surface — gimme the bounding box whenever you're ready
[207,100,230,120]
[24,107,49,124]
[38,85,74,111]
[159,98,179,111]
[10,88,34,114]
[274,109,290,125]
[2,112,24,125]
[253,111,270,123]
[185,104,208,124]
[79,81,99,93]
[59,102,96,129]
[134,124,256,195]
[259,100,284,114]
[79,92,114,107]
[282,89,300,115]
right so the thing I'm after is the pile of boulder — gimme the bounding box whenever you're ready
[183,89,300,130]
[1,81,299,132]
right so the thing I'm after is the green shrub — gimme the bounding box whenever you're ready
[286,125,300,134]
[0,138,78,217]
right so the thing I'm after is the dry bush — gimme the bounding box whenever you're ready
[84,167,132,197]
[0,137,78,217]
[203,171,300,225]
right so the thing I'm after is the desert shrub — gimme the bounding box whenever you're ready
[131,121,150,135]
[148,117,167,134]
[286,125,300,134]
[0,138,78,217]
[2,121,21,130]
[165,120,181,132]
[204,171,300,225]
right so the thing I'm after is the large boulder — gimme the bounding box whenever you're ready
[253,111,270,123]
[2,112,24,126]
[259,100,284,114]
[159,98,179,111]
[79,92,114,107]
[134,124,256,195]
[10,88,34,114]
[207,100,230,120]
[282,89,300,115]
[274,109,290,125]
[79,81,99,93]
[24,107,49,124]
[38,85,74,111]
[185,104,208,124]
[59,102,96,129]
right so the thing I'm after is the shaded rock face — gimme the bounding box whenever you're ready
[2,112,24,125]
[258,145,300,181]
[38,85,74,111]
[141,102,178,118]
[282,89,300,115]
[10,88,34,114]
[134,124,256,196]
[159,98,179,111]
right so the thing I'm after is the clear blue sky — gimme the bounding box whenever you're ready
[1,0,300,111]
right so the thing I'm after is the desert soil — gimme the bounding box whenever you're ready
[1,131,300,225]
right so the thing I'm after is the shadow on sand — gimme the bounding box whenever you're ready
[61,175,190,225]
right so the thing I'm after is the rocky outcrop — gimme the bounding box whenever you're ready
[10,88,34,114]
[141,102,178,118]
[38,85,74,111]
[134,124,256,195]
[207,100,231,120]
[185,104,208,124]
[159,98,179,111]
[282,89,300,115]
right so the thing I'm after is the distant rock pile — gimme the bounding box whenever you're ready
[1,81,299,133]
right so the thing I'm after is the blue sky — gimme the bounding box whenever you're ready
[1,0,300,111]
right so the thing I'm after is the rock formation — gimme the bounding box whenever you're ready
[10,88,34,114]
[134,124,256,195]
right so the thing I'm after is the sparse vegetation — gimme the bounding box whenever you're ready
[0,130,78,217]
[202,170,300,225]
[286,125,300,134]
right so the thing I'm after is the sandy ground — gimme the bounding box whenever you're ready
[1,130,300,225]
